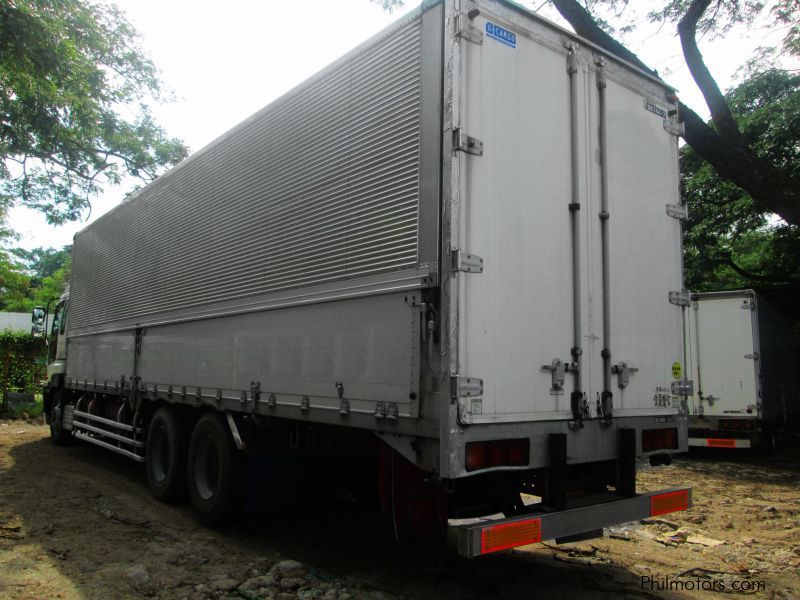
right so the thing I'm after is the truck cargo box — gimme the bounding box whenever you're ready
[686,290,800,449]
[44,0,691,553]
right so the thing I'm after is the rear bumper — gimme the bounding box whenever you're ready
[689,437,751,449]
[449,487,691,558]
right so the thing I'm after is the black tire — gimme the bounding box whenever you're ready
[49,393,73,447]
[146,407,188,502]
[756,424,777,455]
[187,412,242,524]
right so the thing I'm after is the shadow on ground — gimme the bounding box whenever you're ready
[0,425,714,599]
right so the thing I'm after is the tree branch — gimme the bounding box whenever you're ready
[549,0,800,227]
[721,252,798,283]
[680,103,800,225]
[677,0,743,142]
[550,0,656,75]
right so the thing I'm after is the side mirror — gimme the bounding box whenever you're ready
[31,324,45,338]
[32,306,46,325]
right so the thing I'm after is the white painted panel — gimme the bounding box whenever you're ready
[689,296,758,416]
[455,5,684,422]
[604,79,684,415]
[457,13,576,421]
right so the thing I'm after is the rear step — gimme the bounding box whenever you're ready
[449,487,691,558]
[65,399,146,463]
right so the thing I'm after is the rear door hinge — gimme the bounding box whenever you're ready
[454,12,483,45]
[451,376,484,398]
[663,109,684,136]
[666,203,688,221]
[669,290,691,307]
[453,128,483,156]
[451,249,484,274]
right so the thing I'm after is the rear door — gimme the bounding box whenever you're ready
[689,296,758,416]
[454,5,575,423]
[451,0,684,423]
[602,72,685,417]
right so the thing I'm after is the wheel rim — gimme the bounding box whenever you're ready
[194,433,220,501]
[150,423,170,484]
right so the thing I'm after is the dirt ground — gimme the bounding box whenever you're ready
[1,421,799,600]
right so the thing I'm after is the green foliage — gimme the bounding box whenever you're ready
[0,244,70,311]
[5,394,43,419]
[0,251,34,311]
[0,0,189,225]
[11,246,71,286]
[0,332,46,404]
[31,254,70,307]
[682,69,800,291]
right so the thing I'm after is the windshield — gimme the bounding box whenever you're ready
[51,300,65,337]
[48,300,66,363]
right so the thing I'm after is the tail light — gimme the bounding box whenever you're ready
[466,439,529,472]
[642,428,678,452]
[719,419,755,431]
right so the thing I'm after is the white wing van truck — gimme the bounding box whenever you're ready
[39,0,692,556]
[686,290,800,451]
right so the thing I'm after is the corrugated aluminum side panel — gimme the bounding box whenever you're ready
[69,16,423,332]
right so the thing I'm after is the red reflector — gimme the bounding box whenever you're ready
[707,438,736,448]
[650,490,689,516]
[481,518,542,554]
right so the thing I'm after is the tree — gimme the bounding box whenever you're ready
[373,0,800,228]
[683,69,800,290]
[30,253,70,307]
[11,246,70,287]
[0,0,188,226]
[0,256,33,311]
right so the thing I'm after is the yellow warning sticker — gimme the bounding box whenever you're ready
[671,362,682,380]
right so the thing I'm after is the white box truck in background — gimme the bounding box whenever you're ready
[39,0,692,556]
[686,290,800,450]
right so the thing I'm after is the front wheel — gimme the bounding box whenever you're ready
[49,393,73,447]
[187,412,242,524]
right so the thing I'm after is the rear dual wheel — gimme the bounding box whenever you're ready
[186,412,243,524]
[146,408,242,523]
[146,407,187,502]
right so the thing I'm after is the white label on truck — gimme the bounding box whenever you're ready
[644,100,667,118]
[486,22,516,48]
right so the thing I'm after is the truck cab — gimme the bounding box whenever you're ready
[41,290,69,427]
